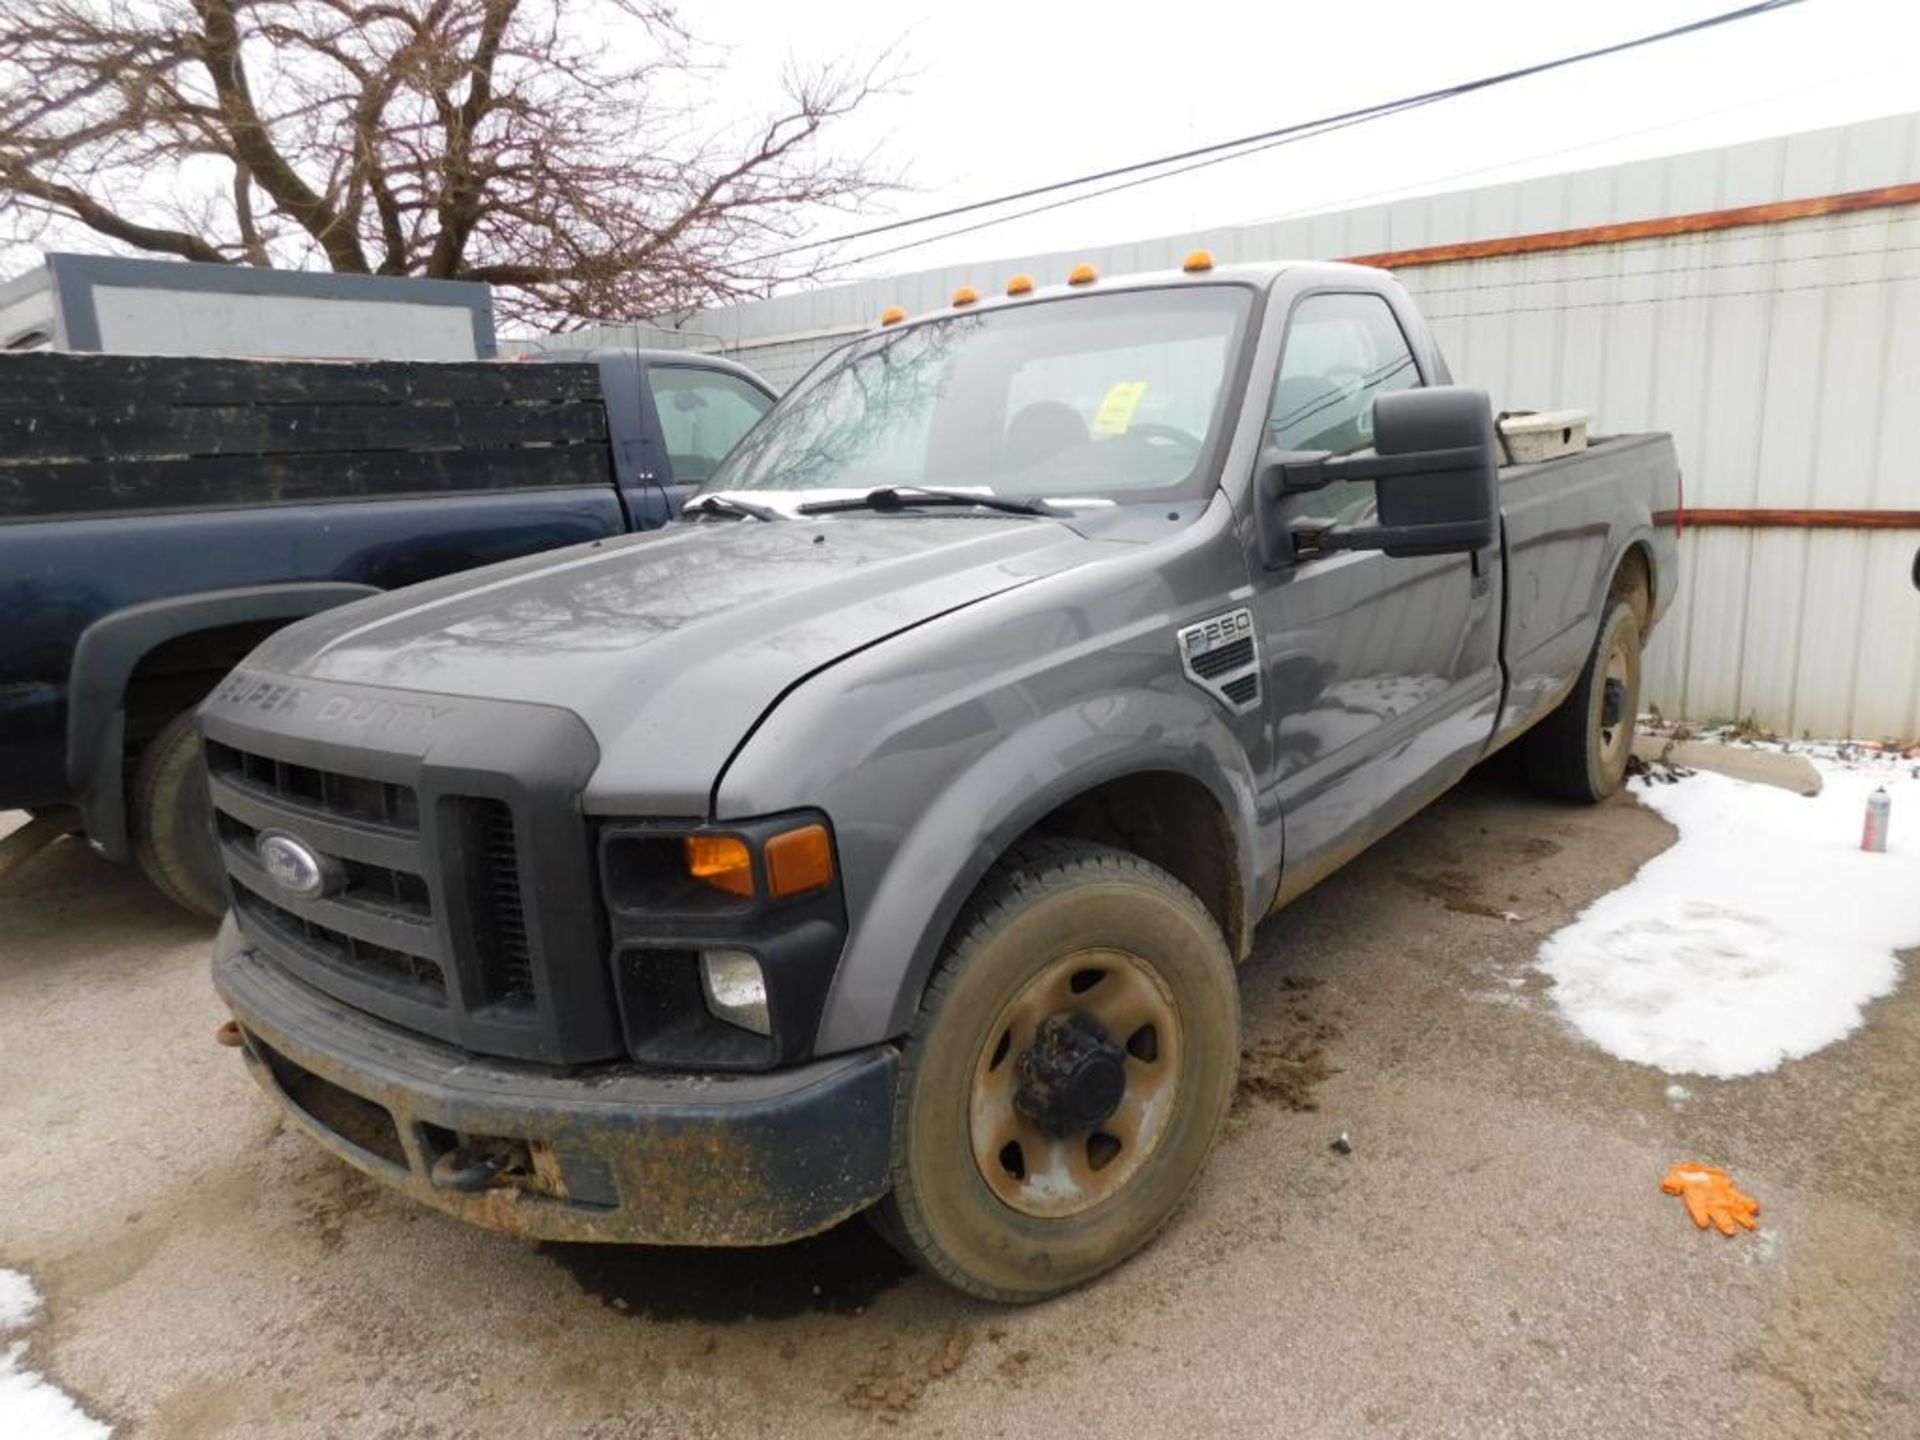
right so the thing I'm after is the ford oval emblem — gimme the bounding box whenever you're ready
[256,831,333,901]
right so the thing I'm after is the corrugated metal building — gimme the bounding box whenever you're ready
[588,113,1920,739]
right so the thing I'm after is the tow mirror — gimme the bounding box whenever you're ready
[1257,386,1499,566]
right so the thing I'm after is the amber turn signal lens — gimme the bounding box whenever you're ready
[684,834,754,898]
[765,823,834,899]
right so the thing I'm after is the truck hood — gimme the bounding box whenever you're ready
[250,516,1113,812]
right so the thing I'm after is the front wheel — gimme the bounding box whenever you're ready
[877,840,1239,1301]
[130,709,227,917]
[1522,598,1643,802]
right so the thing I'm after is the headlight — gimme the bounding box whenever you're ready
[700,949,771,1035]
[684,835,755,898]
[681,822,834,902]
[598,811,848,1071]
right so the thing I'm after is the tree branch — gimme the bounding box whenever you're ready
[231,164,269,265]
[192,0,371,271]
[2,160,230,263]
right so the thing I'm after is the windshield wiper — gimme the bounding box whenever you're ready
[796,485,1058,517]
[680,494,784,523]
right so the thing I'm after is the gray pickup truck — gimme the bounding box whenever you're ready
[206,258,1679,1300]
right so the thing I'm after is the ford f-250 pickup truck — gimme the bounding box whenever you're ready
[206,256,1679,1300]
[0,347,772,913]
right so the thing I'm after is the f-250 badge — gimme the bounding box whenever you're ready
[1177,608,1260,714]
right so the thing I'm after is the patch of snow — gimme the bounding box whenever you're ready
[1536,759,1920,1078]
[0,1270,111,1440]
[0,1273,37,1330]
[1665,1084,1691,1106]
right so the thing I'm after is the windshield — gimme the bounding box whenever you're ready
[702,286,1253,505]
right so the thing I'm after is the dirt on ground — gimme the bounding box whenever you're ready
[4,760,1918,1439]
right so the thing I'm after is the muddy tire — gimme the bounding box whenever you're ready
[131,709,227,918]
[877,839,1239,1302]
[1522,599,1642,803]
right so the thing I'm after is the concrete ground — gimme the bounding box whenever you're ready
[3,764,1916,1440]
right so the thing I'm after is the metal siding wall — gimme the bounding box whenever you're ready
[1404,200,1920,738]
[646,113,1920,737]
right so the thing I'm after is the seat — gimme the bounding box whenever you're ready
[1003,401,1088,469]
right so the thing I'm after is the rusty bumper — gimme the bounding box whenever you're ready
[213,920,898,1247]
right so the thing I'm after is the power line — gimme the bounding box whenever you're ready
[756,0,1803,268]
[1246,61,1885,230]
[841,100,1440,269]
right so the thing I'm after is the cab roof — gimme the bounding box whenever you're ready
[868,258,1392,332]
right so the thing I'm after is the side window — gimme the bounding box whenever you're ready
[650,367,773,484]
[1268,292,1422,522]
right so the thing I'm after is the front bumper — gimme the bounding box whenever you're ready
[213,919,898,1246]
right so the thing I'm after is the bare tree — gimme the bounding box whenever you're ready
[0,0,892,324]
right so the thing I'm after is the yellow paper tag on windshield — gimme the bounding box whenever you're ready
[1091,381,1148,436]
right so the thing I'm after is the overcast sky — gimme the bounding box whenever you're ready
[4,0,1914,299]
[693,0,1919,282]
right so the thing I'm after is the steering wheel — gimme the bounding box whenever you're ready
[1121,422,1204,453]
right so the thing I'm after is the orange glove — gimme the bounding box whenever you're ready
[1661,1163,1760,1236]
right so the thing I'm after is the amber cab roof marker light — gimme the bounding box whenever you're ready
[1066,263,1098,286]
[951,285,979,307]
[1005,274,1035,296]
[878,305,907,326]
[1182,249,1215,273]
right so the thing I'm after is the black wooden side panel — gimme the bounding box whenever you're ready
[1,448,615,522]
[0,353,602,407]
[0,353,614,522]
[0,401,607,461]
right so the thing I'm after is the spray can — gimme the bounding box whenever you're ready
[1862,786,1891,853]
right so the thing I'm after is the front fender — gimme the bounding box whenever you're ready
[723,666,1266,1055]
[67,582,378,855]
[823,694,1265,1051]
[707,494,1270,1055]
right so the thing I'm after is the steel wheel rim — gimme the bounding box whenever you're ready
[968,947,1184,1219]
[1597,629,1637,768]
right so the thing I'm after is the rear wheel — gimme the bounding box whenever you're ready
[878,840,1239,1301]
[131,709,227,917]
[1522,599,1642,802]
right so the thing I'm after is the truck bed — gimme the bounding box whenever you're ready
[1493,432,1681,748]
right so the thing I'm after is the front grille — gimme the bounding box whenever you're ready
[210,740,458,1026]
[207,740,418,830]
[203,676,617,1065]
[235,888,447,999]
[217,812,430,919]
[463,798,535,1006]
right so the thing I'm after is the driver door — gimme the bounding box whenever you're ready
[1250,288,1502,903]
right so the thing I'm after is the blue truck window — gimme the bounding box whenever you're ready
[651,366,773,484]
